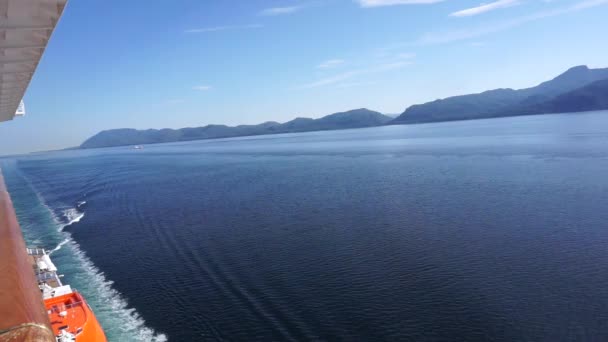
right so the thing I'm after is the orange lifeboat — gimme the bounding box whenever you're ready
[27,247,107,342]
[44,291,107,341]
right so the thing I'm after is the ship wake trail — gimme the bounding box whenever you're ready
[67,238,168,341]
[14,168,167,341]
[59,207,85,231]
[49,237,71,255]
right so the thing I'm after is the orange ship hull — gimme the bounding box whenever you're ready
[44,292,107,341]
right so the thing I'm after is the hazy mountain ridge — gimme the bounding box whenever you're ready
[80,109,391,148]
[511,78,608,115]
[393,65,608,124]
[81,65,608,149]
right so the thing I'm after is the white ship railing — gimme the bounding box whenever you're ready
[47,301,85,314]
[26,247,46,256]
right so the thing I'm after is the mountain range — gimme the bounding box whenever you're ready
[81,65,608,149]
[80,109,391,149]
[392,65,608,124]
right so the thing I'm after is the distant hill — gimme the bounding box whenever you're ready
[81,65,608,149]
[393,65,608,124]
[80,109,391,149]
[512,78,608,115]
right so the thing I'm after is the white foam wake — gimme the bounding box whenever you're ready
[66,238,168,341]
[16,171,167,341]
[49,237,71,255]
[59,208,85,231]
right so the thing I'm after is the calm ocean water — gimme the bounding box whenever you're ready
[2,111,608,341]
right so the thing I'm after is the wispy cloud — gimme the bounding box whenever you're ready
[164,99,185,105]
[193,85,212,91]
[303,71,359,88]
[317,59,345,68]
[450,0,521,17]
[571,0,608,9]
[184,24,262,33]
[396,52,416,60]
[302,49,415,88]
[301,61,412,88]
[335,81,377,88]
[420,0,608,44]
[357,0,445,7]
[260,5,304,16]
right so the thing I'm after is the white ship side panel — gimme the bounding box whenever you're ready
[0,0,67,122]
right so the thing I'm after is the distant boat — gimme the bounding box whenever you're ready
[133,145,143,150]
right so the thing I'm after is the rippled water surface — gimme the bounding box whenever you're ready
[3,111,608,341]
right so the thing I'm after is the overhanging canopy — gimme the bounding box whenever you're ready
[0,0,67,122]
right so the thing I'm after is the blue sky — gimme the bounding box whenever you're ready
[1,0,607,155]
